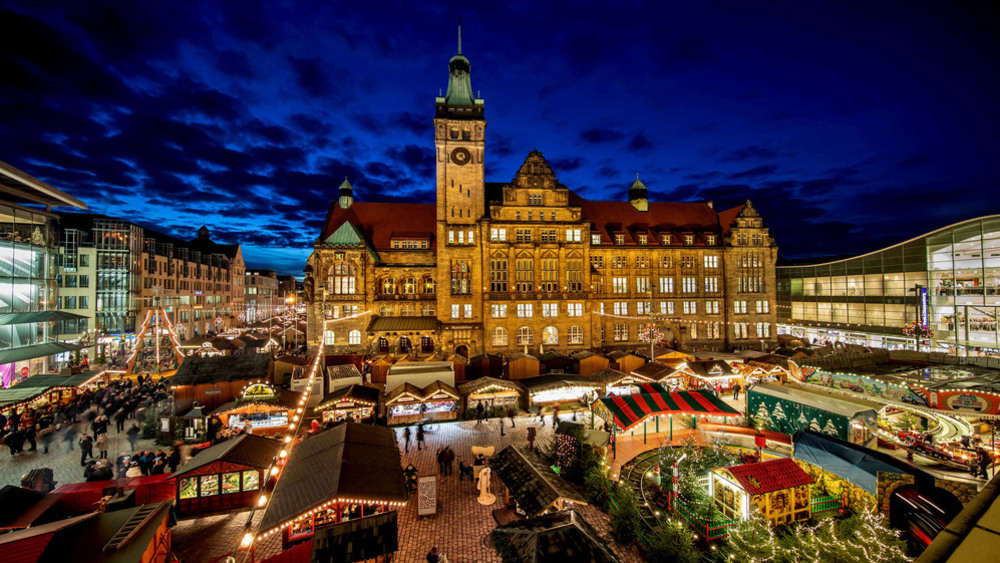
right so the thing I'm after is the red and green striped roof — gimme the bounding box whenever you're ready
[600,390,741,431]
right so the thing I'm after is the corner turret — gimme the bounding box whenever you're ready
[629,175,648,212]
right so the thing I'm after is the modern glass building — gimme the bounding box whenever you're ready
[777,215,1000,355]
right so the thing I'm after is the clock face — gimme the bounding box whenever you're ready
[450,147,472,166]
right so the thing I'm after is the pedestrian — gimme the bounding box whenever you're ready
[168,447,181,473]
[733,381,742,401]
[436,447,445,474]
[552,405,560,429]
[96,433,110,458]
[500,416,505,437]
[476,402,485,425]
[4,430,21,456]
[714,382,722,397]
[40,424,54,454]
[978,448,993,479]
[426,546,449,563]
[24,424,37,452]
[403,426,412,453]
[115,409,127,433]
[442,446,454,475]
[116,455,130,479]
[79,434,94,466]
[63,425,79,451]
[508,408,516,428]
[416,424,425,451]
[126,423,141,451]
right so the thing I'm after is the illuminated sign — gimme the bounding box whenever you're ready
[919,286,929,328]
[242,383,277,401]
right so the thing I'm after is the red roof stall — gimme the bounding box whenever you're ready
[171,434,282,516]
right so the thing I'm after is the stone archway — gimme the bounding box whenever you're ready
[398,336,412,354]
[455,345,469,358]
[420,336,434,353]
[376,337,389,354]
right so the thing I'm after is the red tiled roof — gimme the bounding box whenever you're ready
[575,199,723,244]
[320,201,436,249]
[724,457,813,495]
[717,204,746,235]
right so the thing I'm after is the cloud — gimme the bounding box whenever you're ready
[628,132,653,151]
[720,145,781,162]
[549,157,586,173]
[729,165,779,179]
[287,55,335,98]
[580,128,625,144]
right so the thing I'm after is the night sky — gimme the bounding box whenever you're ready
[2,1,998,275]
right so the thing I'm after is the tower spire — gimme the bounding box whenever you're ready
[457,17,462,54]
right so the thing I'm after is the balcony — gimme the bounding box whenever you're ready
[374,293,436,301]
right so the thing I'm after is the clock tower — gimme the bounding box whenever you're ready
[434,24,486,224]
[434,24,486,356]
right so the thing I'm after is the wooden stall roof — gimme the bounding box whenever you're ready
[490,446,586,517]
[457,376,525,396]
[422,380,459,400]
[600,389,741,431]
[722,457,814,495]
[508,353,539,363]
[204,389,299,417]
[385,382,423,404]
[259,423,407,533]
[520,373,601,393]
[686,359,736,379]
[495,510,621,563]
[9,370,102,389]
[371,355,398,366]
[327,363,363,381]
[631,362,672,380]
[317,384,381,411]
[0,486,68,530]
[586,367,642,386]
[173,434,282,477]
[569,350,606,361]
[171,353,272,386]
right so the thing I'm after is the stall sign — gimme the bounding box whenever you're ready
[242,383,277,401]
[427,392,453,400]
[20,367,29,377]
[941,392,995,414]
[204,389,222,396]
[418,476,437,516]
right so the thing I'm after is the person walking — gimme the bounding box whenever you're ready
[714,382,722,397]
[443,446,454,476]
[416,424,425,451]
[24,424,37,452]
[552,405,560,429]
[126,423,141,452]
[733,381,742,401]
[403,426,412,453]
[500,416,505,437]
[79,434,94,466]
[476,402,485,425]
[96,433,110,459]
[168,447,181,473]
[436,447,445,474]
[115,409,127,433]
[426,546,449,563]
[40,424,54,454]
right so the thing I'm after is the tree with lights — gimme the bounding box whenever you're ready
[809,417,822,432]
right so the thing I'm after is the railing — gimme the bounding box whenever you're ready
[810,494,845,515]
[673,499,742,541]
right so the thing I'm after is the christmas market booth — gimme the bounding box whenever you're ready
[606,351,646,375]
[0,369,104,414]
[505,353,541,381]
[170,353,274,413]
[598,383,741,447]
[316,384,380,424]
[203,381,297,436]
[466,353,504,381]
[683,359,741,392]
[0,502,172,563]
[492,510,620,563]
[255,423,408,558]
[709,457,814,525]
[521,374,601,409]
[171,433,282,516]
[179,336,235,357]
[571,351,610,377]
[490,446,587,518]
[368,355,397,386]
[748,383,878,448]
[384,381,460,425]
[458,377,525,415]
[587,367,653,396]
[538,351,575,374]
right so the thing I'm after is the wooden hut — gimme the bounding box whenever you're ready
[421,380,460,421]
[587,367,653,396]
[316,384,381,423]
[326,363,364,393]
[203,383,297,435]
[522,374,601,408]
[538,351,576,374]
[168,353,274,413]
[606,351,646,375]
[709,457,814,525]
[172,434,281,516]
[571,351,610,377]
[369,355,397,386]
[384,383,425,425]
[506,353,541,381]
[493,510,618,563]
[448,353,468,383]
[459,377,526,414]
[466,353,504,381]
[490,446,587,517]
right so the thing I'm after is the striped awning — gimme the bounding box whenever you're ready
[600,389,741,431]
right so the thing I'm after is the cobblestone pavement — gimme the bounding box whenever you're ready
[0,414,162,490]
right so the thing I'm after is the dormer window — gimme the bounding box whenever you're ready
[662,234,670,245]
[638,234,647,245]
[529,194,543,206]
[615,234,625,245]
[591,234,601,245]
[706,235,716,246]
[684,235,694,246]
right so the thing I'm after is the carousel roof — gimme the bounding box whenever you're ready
[259,423,407,533]
[599,389,740,431]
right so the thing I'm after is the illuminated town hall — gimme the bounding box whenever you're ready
[304,33,778,357]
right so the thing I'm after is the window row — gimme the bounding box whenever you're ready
[323,329,363,345]
[491,325,584,346]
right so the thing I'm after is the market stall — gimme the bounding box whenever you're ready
[490,446,587,517]
[521,374,601,408]
[420,380,460,421]
[172,433,282,516]
[571,351,610,377]
[0,370,105,415]
[685,359,742,392]
[606,351,646,375]
[506,353,541,381]
[459,376,525,414]
[204,384,296,437]
[710,457,814,525]
[316,384,380,423]
[587,367,653,396]
[385,383,425,425]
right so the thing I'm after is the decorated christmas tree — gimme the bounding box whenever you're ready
[754,403,773,430]
[822,419,839,436]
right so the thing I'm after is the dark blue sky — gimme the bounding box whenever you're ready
[2,1,998,275]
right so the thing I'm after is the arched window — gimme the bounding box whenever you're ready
[568,326,584,344]
[400,304,415,316]
[423,276,436,294]
[348,330,361,345]
[403,277,417,294]
[517,326,533,345]
[492,326,508,346]
[382,278,396,294]
[327,263,356,294]
[379,305,393,317]
[324,330,336,345]
[542,326,558,345]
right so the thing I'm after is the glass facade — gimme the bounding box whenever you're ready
[93,218,142,334]
[777,216,1000,354]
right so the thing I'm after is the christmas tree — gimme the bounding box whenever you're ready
[771,402,787,433]
[754,403,773,430]
[822,419,839,436]
[125,291,184,376]
[809,418,822,432]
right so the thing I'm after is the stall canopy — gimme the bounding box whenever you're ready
[600,389,740,431]
[792,430,934,495]
[493,510,621,563]
[317,384,381,412]
[0,370,103,409]
[258,423,408,535]
[457,376,525,398]
[173,434,282,478]
[490,446,587,518]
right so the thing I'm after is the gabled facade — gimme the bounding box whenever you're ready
[305,29,778,358]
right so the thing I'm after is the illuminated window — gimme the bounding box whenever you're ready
[517,326,533,345]
[542,326,558,344]
[493,327,508,346]
[348,330,361,345]
[568,326,583,344]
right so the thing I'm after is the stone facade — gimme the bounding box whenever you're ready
[305,38,778,358]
